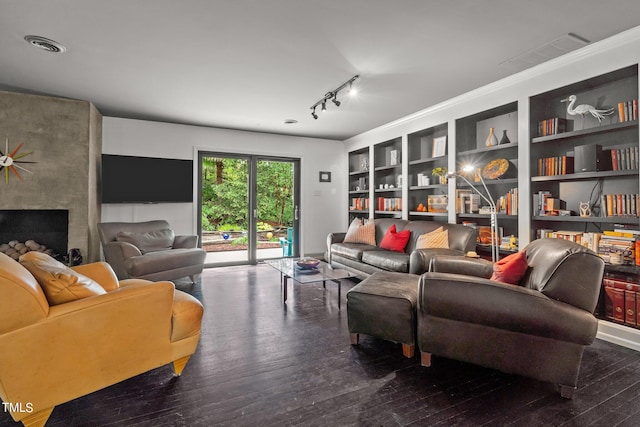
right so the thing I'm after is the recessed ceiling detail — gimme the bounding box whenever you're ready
[24,35,67,53]
[500,33,589,71]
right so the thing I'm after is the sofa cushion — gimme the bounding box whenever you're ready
[116,228,175,254]
[331,243,379,261]
[19,251,107,305]
[416,227,449,249]
[380,224,411,253]
[362,250,410,273]
[491,251,529,285]
[343,218,376,246]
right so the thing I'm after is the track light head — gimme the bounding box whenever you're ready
[309,75,358,119]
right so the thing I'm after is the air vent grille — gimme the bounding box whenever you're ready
[24,35,67,53]
[500,33,588,70]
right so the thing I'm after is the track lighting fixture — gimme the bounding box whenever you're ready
[309,75,359,120]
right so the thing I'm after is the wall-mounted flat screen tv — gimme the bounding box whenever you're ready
[101,154,194,203]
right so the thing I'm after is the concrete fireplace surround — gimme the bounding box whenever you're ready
[0,91,102,262]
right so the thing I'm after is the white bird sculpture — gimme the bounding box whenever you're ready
[561,95,614,123]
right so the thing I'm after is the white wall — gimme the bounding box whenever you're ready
[102,118,347,255]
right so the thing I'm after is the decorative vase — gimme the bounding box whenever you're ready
[499,129,511,145]
[485,127,498,147]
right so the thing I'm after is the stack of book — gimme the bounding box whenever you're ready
[536,155,574,176]
[610,145,639,171]
[597,231,636,265]
[600,193,639,217]
[616,98,638,123]
[603,277,640,327]
[536,117,569,137]
[350,197,370,211]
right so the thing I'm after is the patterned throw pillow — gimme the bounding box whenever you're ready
[379,224,411,253]
[343,218,376,246]
[415,227,449,249]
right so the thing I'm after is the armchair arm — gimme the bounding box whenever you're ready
[0,280,175,416]
[102,241,142,279]
[71,261,120,292]
[409,248,465,275]
[428,255,493,278]
[418,272,598,345]
[173,235,199,249]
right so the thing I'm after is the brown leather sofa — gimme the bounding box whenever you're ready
[0,252,203,426]
[417,238,605,398]
[327,218,476,279]
[98,220,206,283]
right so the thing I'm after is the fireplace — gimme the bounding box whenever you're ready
[0,210,69,259]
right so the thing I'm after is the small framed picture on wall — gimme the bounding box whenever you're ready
[319,171,331,182]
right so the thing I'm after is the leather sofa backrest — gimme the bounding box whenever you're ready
[371,218,476,254]
[520,238,604,312]
[0,253,49,334]
[403,221,477,254]
[98,220,172,245]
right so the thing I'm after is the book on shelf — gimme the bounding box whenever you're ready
[609,146,638,171]
[600,193,640,217]
[536,155,574,176]
[617,98,639,123]
[603,277,640,326]
[532,191,552,216]
[496,187,518,215]
[377,197,401,211]
[598,235,635,265]
[350,197,370,211]
[537,117,569,137]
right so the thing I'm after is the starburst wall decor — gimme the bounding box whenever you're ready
[0,137,35,184]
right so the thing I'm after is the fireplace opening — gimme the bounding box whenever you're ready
[0,209,69,260]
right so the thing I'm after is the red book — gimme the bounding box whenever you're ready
[625,289,637,325]
[603,278,626,322]
[611,149,619,171]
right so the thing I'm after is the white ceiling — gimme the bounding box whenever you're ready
[2,0,640,141]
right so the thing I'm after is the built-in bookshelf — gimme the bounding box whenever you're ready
[455,102,520,253]
[529,64,640,328]
[373,137,403,218]
[407,123,448,222]
[529,65,639,239]
[348,147,370,223]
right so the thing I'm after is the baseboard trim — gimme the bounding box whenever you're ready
[597,320,640,352]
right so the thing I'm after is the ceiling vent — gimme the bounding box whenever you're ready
[24,35,67,53]
[500,33,588,70]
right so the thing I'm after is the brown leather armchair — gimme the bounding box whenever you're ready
[98,220,206,283]
[417,238,605,398]
[0,252,204,426]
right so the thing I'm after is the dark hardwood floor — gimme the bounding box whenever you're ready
[3,264,640,426]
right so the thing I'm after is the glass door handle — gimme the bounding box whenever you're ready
[294,205,299,220]
[253,209,258,219]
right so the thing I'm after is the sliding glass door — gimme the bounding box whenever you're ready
[198,152,300,266]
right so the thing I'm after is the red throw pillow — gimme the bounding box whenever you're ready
[379,224,411,253]
[490,251,528,285]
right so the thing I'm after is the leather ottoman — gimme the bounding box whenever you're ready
[346,271,419,357]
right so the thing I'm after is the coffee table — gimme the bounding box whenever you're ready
[265,258,352,308]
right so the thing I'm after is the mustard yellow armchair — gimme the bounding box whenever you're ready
[0,252,204,426]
